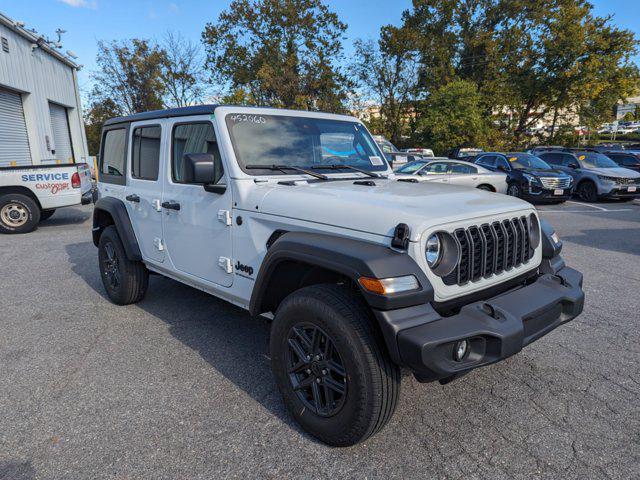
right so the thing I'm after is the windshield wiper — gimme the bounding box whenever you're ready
[245,164,328,180]
[311,164,382,178]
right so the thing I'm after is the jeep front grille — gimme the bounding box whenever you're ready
[443,216,534,286]
[539,177,572,189]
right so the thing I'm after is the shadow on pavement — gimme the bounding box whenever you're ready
[563,227,640,256]
[38,207,92,228]
[64,241,309,442]
[0,460,36,480]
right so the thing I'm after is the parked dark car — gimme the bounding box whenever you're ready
[603,151,640,173]
[537,150,640,202]
[447,147,484,162]
[475,152,574,203]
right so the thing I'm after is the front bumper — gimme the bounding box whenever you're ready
[600,184,640,199]
[376,266,584,383]
[523,185,573,202]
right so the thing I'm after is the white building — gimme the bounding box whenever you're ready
[0,12,88,167]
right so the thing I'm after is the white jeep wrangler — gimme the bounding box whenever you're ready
[92,106,584,446]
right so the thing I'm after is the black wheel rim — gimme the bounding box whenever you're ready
[508,185,519,196]
[581,183,595,201]
[286,323,347,417]
[102,242,120,290]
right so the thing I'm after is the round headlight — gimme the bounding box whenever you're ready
[425,231,460,277]
[528,213,540,249]
[426,233,442,268]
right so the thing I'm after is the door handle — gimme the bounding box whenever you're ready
[161,201,181,211]
[125,194,140,203]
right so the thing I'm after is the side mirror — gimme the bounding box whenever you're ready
[568,163,578,169]
[181,153,226,193]
[497,165,508,172]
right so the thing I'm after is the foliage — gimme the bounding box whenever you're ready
[91,39,167,115]
[350,26,420,145]
[162,32,208,108]
[84,98,121,155]
[414,79,492,154]
[201,0,351,112]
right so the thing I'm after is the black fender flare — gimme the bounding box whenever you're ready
[92,197,142,261]
[249,231,433,316]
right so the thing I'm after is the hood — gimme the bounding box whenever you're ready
[582,167,640,178]
[257,177,534,241]
[518,167,568,177]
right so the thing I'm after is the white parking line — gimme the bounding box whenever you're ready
[565,200,609,211]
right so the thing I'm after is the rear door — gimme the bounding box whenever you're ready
[447,162,478,187]
[48,103,74,163]
[124,122,165,263]
[161,119,233,287]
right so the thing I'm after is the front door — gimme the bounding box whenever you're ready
[419,161,450,183]
[161,119,233,287]
[124,122,165,263]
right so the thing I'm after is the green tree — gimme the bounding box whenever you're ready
[91,39,168,115]
[202,0,351,111]
[414,79,492,154]
[351,26,420,145]
[84,98,121,156]
[162,32,208,107]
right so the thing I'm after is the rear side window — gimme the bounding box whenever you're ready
[539,152,560,164]
[172,122,223,184]
[100,128,127,183]
[131,126,161,181]
[449,163,476,174]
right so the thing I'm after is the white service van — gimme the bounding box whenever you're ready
[0,163,93,233]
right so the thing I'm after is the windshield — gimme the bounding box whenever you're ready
[507,153,552,170]
[226,114,388,174]
[395,161,427,174]
[576,152,618,169]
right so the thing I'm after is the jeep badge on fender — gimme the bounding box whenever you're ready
[92,105,585,447]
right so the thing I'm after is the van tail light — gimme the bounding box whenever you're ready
[71,172,81,188]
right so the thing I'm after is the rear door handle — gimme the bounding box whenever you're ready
[161,201,181,211]
[125,194,140,203]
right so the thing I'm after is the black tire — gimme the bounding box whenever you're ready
[98,225,148,305]
[578,181,598,202]
[270,284,401,447]
[40,209,56,221]
[507,183,521,197]
[0,193,40,234]
[477,184,494,192]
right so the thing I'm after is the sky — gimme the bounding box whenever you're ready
[1,0,638,97]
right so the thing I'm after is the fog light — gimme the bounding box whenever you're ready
[453,340,470,362]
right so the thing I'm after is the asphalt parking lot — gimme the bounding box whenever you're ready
[1,200,639,480]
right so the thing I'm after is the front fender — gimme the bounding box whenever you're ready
[92,197,142,261]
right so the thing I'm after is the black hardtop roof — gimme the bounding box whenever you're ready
[104,105,221,126]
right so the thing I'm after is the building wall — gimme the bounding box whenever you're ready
[0,21,87,165]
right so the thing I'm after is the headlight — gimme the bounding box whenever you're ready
[523,173,540,184]
[426,233,442,268]
[425,232,459,277]
[551,231,561,245]
[597,175,616,183]
[528,213,541,249]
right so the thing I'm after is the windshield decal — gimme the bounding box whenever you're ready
[369,156,384,165]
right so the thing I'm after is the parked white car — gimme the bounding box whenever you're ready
[0,163,93,233]
[393,159,508,193]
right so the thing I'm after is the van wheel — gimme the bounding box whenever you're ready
[98,225,149,305]
[0,194,40,234]
[40,209,56,221]
[578,181,598,202]
[270,284,401,447]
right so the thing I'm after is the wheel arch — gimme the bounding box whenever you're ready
[0,186,43,210]
[476,183,496,192]
[92,197,142,261]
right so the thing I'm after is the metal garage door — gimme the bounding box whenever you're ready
[0,88,32,166]
[49,102,74,163]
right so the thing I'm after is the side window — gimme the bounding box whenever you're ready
[100,128,127,184]
[496,157,510,170]
[172,122,223,184]
[131,126,161,181]
[561,154,578,167]
[449,163,476,174]
[476,155,495,167]
[540,152,559,164]
[421,162,449,174]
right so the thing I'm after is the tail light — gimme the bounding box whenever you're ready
[71,172,81,188]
